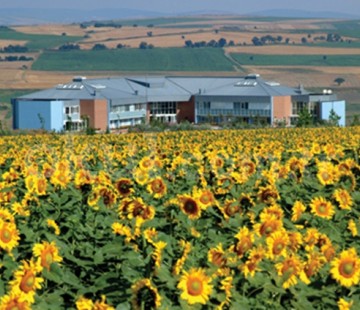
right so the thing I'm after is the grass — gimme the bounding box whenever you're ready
[0,28,83,51]
[0,89,39,105]
[31,48,235,72]
[230,53,360,66]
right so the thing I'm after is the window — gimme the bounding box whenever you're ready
[292,101,307,115]
[150,102,176,115]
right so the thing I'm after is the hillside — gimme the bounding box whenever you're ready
[1,15,360,124]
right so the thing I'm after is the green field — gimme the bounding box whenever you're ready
[0,28,82,51]
[31,48,235,71]
[230,53,360,66]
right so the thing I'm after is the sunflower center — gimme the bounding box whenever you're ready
[42,252,54,269]
[184,199,197,214]
[187,278,203,296]
[20,272,35,293]
[274,243,284,254]
[317,204,327,214]
[0,228,12,243]
[341,262,355,277]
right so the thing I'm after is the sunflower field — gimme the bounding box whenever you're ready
[0,127,360,309]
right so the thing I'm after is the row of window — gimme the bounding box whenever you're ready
[64,106,80,115]
[110,103,146,113]
[149,102,177,115]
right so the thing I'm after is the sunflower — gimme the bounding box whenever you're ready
[266,230,289,260]
[74,169,92,188]
[32,241,63,270]
[138,156,154,171]
[177,195,201,220]
[133,167,149,186]
[152,241,167,268]
[317,162,337,186]
[310,196,335,220]
[9,260,44,304]
[115,178,133,197]
[333,188,353,210]
[147,177,167,199]
[287,231,303,253]
[50,170,71,189]
[173,240,191,276]
[233,227,254,257]
[303,228,320,252]
[300,251,326,284]
[208,244,227,267]
[93,295,115,310]
[75,296,94,310]
[0,219,20,253]
[0,291,31,310]
[337,298,354,310]
[291,201,306,222]
[221,199,242,219]
[348,219,358,237]
[47,219,60,235]
[330,248,360,287]
[257,185,279,205]
[238,193,255,209]
[35,177,47,196]
[253,214,283,237]
[321,243,337,262]
[131,278,161,310]
[241,258,260,278]
[0,207,15,223]
[194,188,216,209]
[178,268,213,305]
[260,204,284,221]
[275,255,304,289]
[127,198,155,221]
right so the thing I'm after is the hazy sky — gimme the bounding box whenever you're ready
[1,0,360,16]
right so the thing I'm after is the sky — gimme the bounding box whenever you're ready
[1,0,360,16]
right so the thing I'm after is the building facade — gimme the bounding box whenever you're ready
[12,75,346,131]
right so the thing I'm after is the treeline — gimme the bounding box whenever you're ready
[0,45,29,53]
[0,55,33,61]
[184,38,235,48]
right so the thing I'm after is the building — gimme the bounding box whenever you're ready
[11,74,346,131]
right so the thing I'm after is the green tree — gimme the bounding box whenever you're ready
[296,108,313,127]
[334,77,345,86]
[328,108,341,126]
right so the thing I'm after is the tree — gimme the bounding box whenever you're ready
[296,108,313,127]
[328,108,341,126]
[92,44,107,50]
[334,77,345,86]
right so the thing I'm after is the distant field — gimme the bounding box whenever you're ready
[0,28,82,51]
[31,48,235,71]
[231,53,360,66]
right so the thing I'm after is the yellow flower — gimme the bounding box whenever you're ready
[317,161,338,186]
[257,185,279,205]
[275,255,304,289]
[173,240,191,276]
[0,219,20,253]
[146,177,167,199]
[115,178,133,197]
[338,298,353,310]
[177,195,202,220]
[32,241,63,270]
[348,219,358,237]
[47,219,60,235]
[333,188,353,210]
[266,230,289,260]
[0,291,31,310]
[131,278,161,310]
[75,296,94,310]
[309,196,335,220]
[152,241,167,268]
[291,201,306,222]
[208,244,227,267]
[253,214,283,237]
[178,268,213,305]
[330,248,360,287]
[233,227,254,258]
[9,260,44,304]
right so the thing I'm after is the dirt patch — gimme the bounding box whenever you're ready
[13,24,87,36]
[0,39,28,48]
